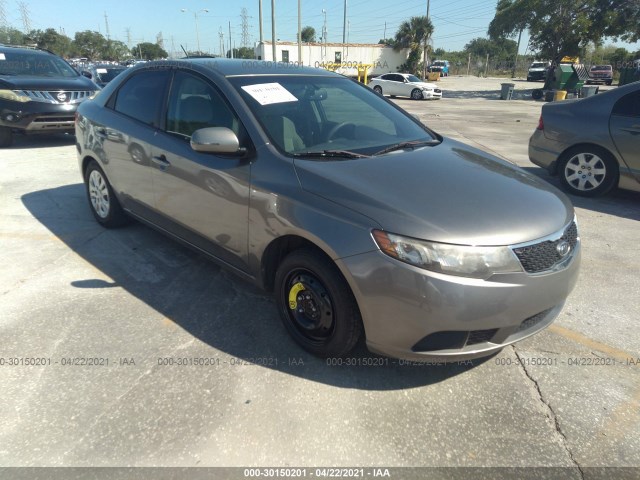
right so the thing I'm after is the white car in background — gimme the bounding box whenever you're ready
[368,73,442,100]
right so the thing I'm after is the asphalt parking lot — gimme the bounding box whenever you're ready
[0,75,638,477]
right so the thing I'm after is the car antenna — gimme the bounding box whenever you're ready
[180,45,189,58]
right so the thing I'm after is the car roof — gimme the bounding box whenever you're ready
[0,44,55,56]
[143,58,339,78]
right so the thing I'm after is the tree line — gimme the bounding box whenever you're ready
[0,26,168,60]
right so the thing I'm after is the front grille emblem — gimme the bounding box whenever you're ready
[56,92,68,103]
[556,240,571,257]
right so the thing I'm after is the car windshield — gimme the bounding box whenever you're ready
[95,67,125,82]
[229,75,436,156]
[0,51,78,77]
[405,74,422,83]
[592,65,611,70]
[531,63,546,68]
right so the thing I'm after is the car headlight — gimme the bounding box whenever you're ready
[372,230,522,279]
[0,90,31,103]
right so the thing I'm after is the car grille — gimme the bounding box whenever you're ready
[16,90,94,104]
[434,89,441,93]
[512,222,578,274]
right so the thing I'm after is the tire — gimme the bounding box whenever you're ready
[274,249,363,358]
[0,127,13,148]
[373,85,382,95]
[606,80,612,86]
[532,89,543,100]
[558,146,618,197]
[527,76,532,82]
[411,88,424,100]
[84,160,129,227]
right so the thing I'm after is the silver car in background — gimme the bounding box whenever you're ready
[76,59,580,362]
[529,81,640,196]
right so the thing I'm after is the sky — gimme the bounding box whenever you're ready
[1,0,638,57]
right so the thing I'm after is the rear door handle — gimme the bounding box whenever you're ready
[152,154,171,170]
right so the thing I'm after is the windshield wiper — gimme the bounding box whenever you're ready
[373,139,440,156]
[293,149,370,159]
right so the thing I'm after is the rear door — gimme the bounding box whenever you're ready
[609,89,640,181]
[101,68,171,215]
[150,69,252,271]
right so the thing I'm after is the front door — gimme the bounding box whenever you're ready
[150,69,252,271]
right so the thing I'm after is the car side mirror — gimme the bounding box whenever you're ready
[191,127,244,154]
[81,71,92,79]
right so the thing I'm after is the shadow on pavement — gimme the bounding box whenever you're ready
[8,133,76,149]
[521,166,640,221]
[22,184,489,391]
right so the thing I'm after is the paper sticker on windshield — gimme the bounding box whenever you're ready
[96,68,108,73]
[241,83,298,105]
[0,53,5,60]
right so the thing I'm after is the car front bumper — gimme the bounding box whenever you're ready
[0,100,79,133]
[423,90,442,99]
[337,240,580,362]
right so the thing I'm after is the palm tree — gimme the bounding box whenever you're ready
[393,16,434,77]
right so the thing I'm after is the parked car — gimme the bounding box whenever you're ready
[529,81,640,196]
[429,60,450,76]
[82,64,127,87]
[0,45,99,147]
[368,73,442,100]
[76,59,580,362]
[586,64,613,85]
[527,61,550,82]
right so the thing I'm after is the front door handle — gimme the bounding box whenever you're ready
[152,154,171,170]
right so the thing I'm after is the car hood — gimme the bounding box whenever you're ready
[408,81,438,89]
[0,75,97,91]
[294,138,574,246]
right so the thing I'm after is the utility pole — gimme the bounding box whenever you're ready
[219,28,224,57]
[512,28,523,78]
[322,9,327,60]
[342,0,347,44]
[271,0,276,61]
[259,0,263,43]
[467,53,471,76]
[297,0,301,64]
[17,1,31,34]
[125,28,131,49]
[383,22,386,41]
[104,12,110,40]
[423,0,430,80]
[484,53,489,77]
[241,8,250,47]
[229,21,233,58]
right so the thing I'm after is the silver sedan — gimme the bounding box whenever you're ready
[529,81,640,196]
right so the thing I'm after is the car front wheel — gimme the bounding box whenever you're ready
[84,160,129,227]
[275,249,362,358]
[558,146,618,197]
[373,85,382,95]
[411,88,424,100]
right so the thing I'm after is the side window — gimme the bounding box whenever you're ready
[112,70,170,126]
[612,91,640,118]
[390,74,403,83]
[166,70,242,139]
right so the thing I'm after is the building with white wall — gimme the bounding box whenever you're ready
[254,41,410,76]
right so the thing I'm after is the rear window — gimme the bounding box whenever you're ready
[0,50,78,77]
[592,65,612,70]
